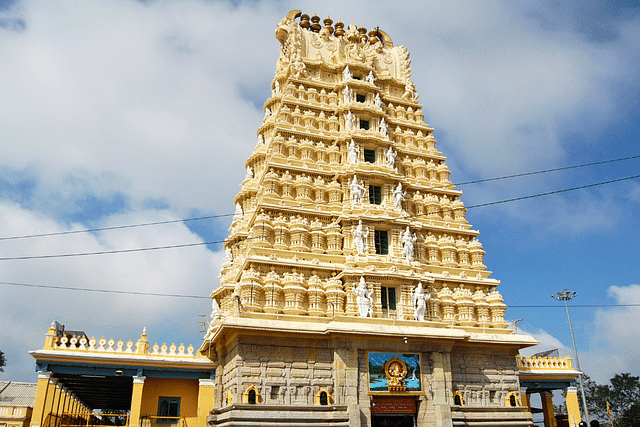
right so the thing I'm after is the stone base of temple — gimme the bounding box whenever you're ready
[451,406,533,426]
[207,404,350,427]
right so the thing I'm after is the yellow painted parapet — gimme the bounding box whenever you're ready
[517,355,574,371]
[43,326,197,358]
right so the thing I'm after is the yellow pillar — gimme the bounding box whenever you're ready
[197,379,216,427]
[30,372,52,427]
[565,386,582,427]
[129,376,146,427]
[44,378,59,426]
[540,391,557,427]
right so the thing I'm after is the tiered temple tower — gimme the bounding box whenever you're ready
[202,10,537,427]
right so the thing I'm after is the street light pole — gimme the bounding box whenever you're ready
[552,289,590,425]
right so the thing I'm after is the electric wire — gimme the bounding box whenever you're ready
[0,154,637,243]
[454,154,640,186]
[0,173,637,261]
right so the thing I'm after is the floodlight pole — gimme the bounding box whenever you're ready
[552,289,590,425]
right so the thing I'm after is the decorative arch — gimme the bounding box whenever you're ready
[315,389,332,406]
[506,391,520,407]
[242,384,260,404]
[453,391,464,406]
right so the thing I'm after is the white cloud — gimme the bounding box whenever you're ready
[581,284,640,383]
[518,326,572,357]
[0,201,222,381]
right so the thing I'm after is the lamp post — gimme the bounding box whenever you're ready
[552,289,590,425]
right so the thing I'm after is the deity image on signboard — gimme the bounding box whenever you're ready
[367,352,422,393]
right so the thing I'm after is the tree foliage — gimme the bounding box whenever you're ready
[583,373,640,424]
[0,350,5,372]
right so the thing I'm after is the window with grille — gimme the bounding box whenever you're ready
[374,230,388,255]
[364,149,375,163]
[369,185,382,205]
[158,397,180,423]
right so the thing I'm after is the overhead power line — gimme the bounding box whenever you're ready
[0,154,637,243]
[0,173,638,261]
[1,280,639,308]
[454,154,640,186]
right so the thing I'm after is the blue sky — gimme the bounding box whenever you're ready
[0,0,639,388]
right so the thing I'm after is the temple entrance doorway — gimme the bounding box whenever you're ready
[371,397,417,427]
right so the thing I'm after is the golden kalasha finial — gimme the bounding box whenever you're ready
[358,25,368,42]
[334,19,345,37]
[311,13,322,32]
[299,13,310,30]
[323,15,334,35]
[369,27,380,44]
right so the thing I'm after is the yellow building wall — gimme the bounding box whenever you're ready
[139,378,199,422]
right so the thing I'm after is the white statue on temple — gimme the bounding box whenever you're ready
[274,80,280,94]
[392,182,406,209]
[347,139,359,164]
[257,134,264,145]
[379,118,387,135]
[385,146,397,169]
[343,65,352,80]
[374,93,383,109]
[245,165,253,180]
[366,70,376,84]
[351,219,369,255]
[342,86,351,103]
[411,283,429,321]
[210,298,222,322]
[264,107,271,119]
[345,111,354,131]
[233,202,243,221]
[348,175,366,204]
[353,277,373,317]
[222,247,233,268]
[401,226,418,260]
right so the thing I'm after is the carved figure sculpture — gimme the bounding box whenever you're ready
[342,86,351,103]
[411,283,430,321]
[401,226,417,260]
[366,70,376,84]
[351,219,369,255]
[233,202,243,221]
[347,139,359,164]
[353,277,373,317]
[245,165,253,180]
[392,182,406,209]
[257,134,264,145]
[264,107,271,119]
[210,298,222,321]
[379,118,387,135]
[348,175,366,204]
[222,247,233,268]
[385,146,397,169]
[345,111,354,131]
[374,93,383,109]
[343,65,352,80]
